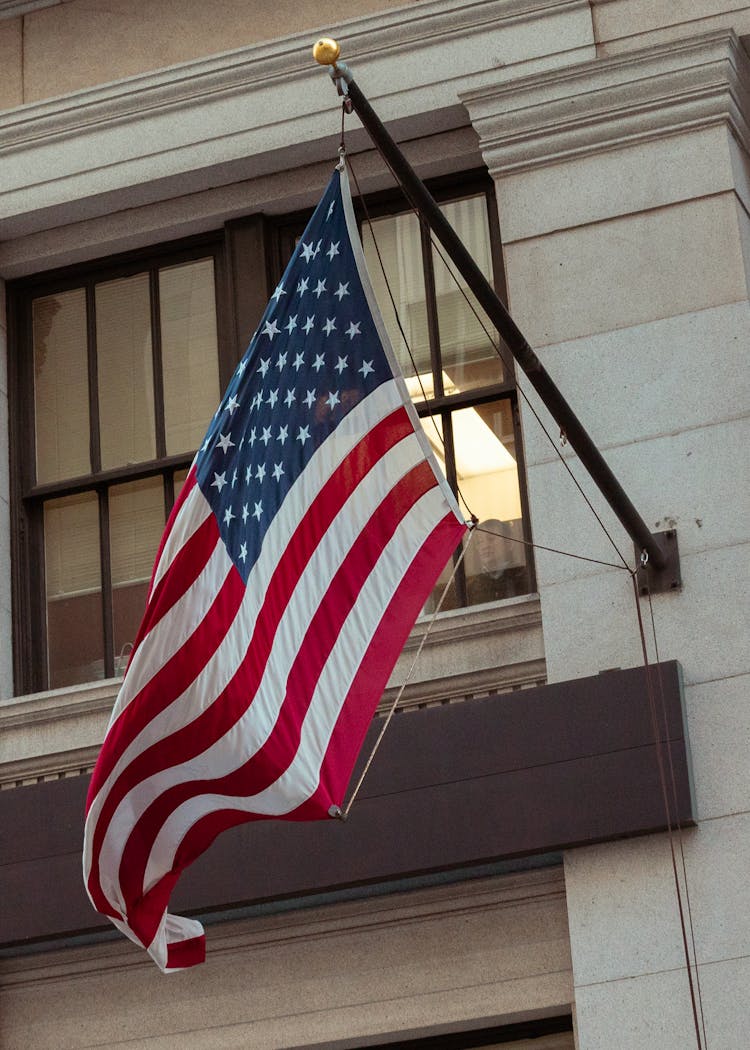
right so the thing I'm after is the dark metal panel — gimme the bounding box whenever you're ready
[0,661,693,947]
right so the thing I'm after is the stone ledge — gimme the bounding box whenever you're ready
[0,595,545,788]
[462,28,750,173]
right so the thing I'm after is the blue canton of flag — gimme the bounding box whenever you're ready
[196,168,394,580]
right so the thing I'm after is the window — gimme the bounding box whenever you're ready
[10,237,233,692]
[10,170,533,694]
[357,173,534,612]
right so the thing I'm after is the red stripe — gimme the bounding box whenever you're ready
[127,510,466,940]
[146,466,198,606]
[87,408,412,916]
[166,933,206,970]
[117,460,440,931]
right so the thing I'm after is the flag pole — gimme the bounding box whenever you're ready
[312,38,681,591]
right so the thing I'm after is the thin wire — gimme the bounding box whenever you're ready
[341,527,476,818]
[645,587,709,1049]
[475,523,627,572]
[631,574,705,1050]
[356,135,631,569]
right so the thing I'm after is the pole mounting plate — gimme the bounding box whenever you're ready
[636,529,682,595]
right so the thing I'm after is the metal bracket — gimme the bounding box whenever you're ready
[635,529,682,595]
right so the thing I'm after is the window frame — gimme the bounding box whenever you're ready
[8,231,237,694]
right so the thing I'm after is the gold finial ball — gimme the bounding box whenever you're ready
[313,37,341,66]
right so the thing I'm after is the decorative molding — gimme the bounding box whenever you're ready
[0,866,566,984]
[0,596,545,787]
[461,28,750,174]
[0,0,594,237]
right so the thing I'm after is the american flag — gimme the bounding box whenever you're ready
[82,163,467,971]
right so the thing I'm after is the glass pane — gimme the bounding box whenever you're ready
[96,273,156,469]
[423,399,529,613]
[109,476,165,674]
[361,211,431,398]
[173,467,189,507]
[33,289,91,484]
[44,491,103,687]
[159,258,220,455]
[434,196,505,395]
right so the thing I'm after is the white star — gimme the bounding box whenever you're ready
[313,353,325,372]
[238,437,244,451]
[284,389,296,408]
[231,470,238,487]
[211,471,227,492]
[346,321,361,340]
[226,395,240,415]
[259,358,270,377]
[304,389,316,408]
[314,279,327,299]
[359,360,374,378]
[263,319,280,340]
[293,352,305,370]
[297,277,309,295]
[256,464,266,482]
[217,432,235,453]
[223,507,235,526]
[303,316,315,334]
[276,352,287,371]
[285,315,297,335]
[248,427,257,447]
[313,239,322,258]
[301,242,315,263]
[323,317,336,336]
[334,282,350,301]
[327,241,340,261]
[237,358,247,376]
[272,462,284,481]
[239,542,248,563]
[271,282,286,302]
[253,501,263,520]
[267,389,279,408]
[326,200,335,220]
[242,503,249,523]
[200,437,209,453]
[326,390,341,410]
[252,391,263,410]
[277,424,289,444]
[245,465,252,484]
[261,426,272,445]
[335,355,348,374]
[297,425,310,445]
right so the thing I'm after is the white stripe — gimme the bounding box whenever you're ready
[97,432,427,909]
[146,485,449,884]
[150,480,210,594]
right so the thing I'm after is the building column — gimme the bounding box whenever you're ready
[463,29,750,1049]
[0,276,12,700]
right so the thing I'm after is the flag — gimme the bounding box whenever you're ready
[82,161,467,972]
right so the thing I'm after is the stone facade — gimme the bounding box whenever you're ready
[1,2,748,1047]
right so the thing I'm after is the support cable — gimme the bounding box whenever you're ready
[631,575,707,1050]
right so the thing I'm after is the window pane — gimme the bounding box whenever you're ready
[109,476,165,674]
[96,273,156,469]
[33,289,91,484]
[160,258,220,455]
[434,196,505,395]
[361,211,431,395]
[422,399,529,612]
[44,491,103,687]
[173,467,190,506]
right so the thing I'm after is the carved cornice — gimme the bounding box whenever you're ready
[462,28,750,173]
[0,0,585,154]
